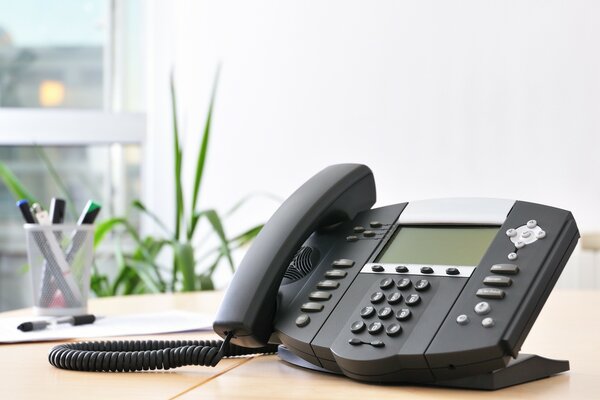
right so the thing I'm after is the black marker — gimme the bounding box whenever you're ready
[77,200,101,225]
[49,198,66,224]
[16,199,36,224]
[17,314,98,332]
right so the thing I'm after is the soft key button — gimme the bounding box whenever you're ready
[332,259,355,268]
[483,276,512,287]
[325,270,347,279]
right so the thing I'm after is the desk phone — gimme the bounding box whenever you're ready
[50,164,579,390]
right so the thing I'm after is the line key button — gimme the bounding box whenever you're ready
[483,276,512,287]
[490,264,519,275]
[476,288,505,299]
[317,280,340,290]
[332,259,355,268]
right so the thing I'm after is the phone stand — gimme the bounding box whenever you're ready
[277,346,569,390]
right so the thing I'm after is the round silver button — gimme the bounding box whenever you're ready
[456,314,470,325]
[521,231,532,238]
[536,230,546,239]
[527,220,537,229]
[515,241,525,249]
[508,252,518,261]
[474,302,491,315]
[506,229,517,237]
[482,317,495,328]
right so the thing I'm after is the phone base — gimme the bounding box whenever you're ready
[277,346,569,390]
[431,354,569,390]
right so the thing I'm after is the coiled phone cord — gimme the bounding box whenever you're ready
[48,333,278,372]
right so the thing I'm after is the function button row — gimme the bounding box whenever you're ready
[325,269,347,279]
[483,275,512,287]
[332,259,355,268]
[371,291,420,305]
[301,302,324,312]
[317,280,340,290]
[350,321,402,337]
[361,305,412,321]
[476,288,505,299]
[309,291,332,301]
[490,263,519,275]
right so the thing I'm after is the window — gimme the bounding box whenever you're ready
[0,0,145,311]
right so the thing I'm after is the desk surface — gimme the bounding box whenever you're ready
[1,290,598,400]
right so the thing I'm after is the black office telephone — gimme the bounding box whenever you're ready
[50,164,579,390]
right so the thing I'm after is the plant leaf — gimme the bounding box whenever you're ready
[171,72,185,241]
[194,209,235,272]
[132,199,173,238]
[0,161,38,204]
[188,65,221,238]
[94,217,128,247]
[174,242,196,292]
[197,274,215,290]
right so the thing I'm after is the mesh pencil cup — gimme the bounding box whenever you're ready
[24,223,94,316]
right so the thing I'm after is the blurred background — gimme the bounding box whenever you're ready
[1,0,599,311]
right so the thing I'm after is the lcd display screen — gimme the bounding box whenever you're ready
[377,226,499,266]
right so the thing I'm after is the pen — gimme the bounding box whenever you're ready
[40,198,66,307]
[77,200,101,225]
[17,314,98,332]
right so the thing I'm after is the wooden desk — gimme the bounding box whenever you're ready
[1,290,598,399]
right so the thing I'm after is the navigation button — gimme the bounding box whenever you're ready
[483,276,512,287]
[527,220,537,229]
[490,264,519,275]
[309,291,332,301]
[325,269,347,279]
[317,280,340,290]
[508,252,518,261]
[476,288,505,299]
[295,314,310,327]
[332,259,355,268]
[301,302,324,312]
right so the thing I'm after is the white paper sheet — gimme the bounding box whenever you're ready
[0,311,213,343]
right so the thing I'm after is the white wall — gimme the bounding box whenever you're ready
[147,1,600,288]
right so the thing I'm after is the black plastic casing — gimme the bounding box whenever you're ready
[272,200,579,382]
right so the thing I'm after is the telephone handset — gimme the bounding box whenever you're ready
[50,164,579,390]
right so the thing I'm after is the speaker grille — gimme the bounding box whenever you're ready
[283,246,315,282]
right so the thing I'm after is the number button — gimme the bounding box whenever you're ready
[370,292,385,304]
[396,278,411,290]
[378,307,393,319]
[386,323,402,337]
[387,292,402,305]
[414,279,430,291]
[350,320,366,333]
[367,322,383,334]
[380,278,394,290]
[395,308,411,321]
[406,294,421,306]
[360,306,375,318]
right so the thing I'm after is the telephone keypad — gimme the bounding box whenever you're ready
[396,308,411,321]
[386,323,402,337]
[295,314,310,327]
[387,292,402,305]
[325,270,348,279]
[406,294,421,306]
[379,278,394,290]
[396,278,411,289]
[414,279,430,291]
[370,292,385,304]
[317,280,340,290]
[378,307,393,319]
[367,321,383,334]
[309,291,332,301]
[351,320,366,333]
[360,306,375,318]
[301,302,324,312]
